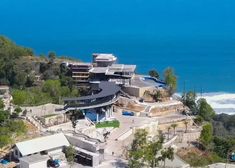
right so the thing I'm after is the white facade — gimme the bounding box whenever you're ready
[19,154,49,168]
[20,160,47,168]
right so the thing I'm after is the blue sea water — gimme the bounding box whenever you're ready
[0,0,235,94]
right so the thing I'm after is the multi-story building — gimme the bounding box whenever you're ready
[66,53,136,87]
[69,62,93,86]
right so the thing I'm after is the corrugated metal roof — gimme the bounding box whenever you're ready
[16,133,70,156]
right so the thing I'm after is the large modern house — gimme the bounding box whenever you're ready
[66,53,136,87]
[63,53,165,123]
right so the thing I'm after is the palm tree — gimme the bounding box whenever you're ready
[171,123,178,135]
[160,147,174,168]
[167,126,171,140]
[184,120,189,133]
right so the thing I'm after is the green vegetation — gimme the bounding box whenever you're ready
[171,123,178,135]
[182,92,215,121]
[181,91,235,166]
[0,99,4,109]
[128,129,174,168]
[181,150,223,167]
[0,109,10,123]
[0,36,33,86]
[0,36,79,106]
[152,90,162,102]
[193,115,203,126]
[0,107,27,148]
[12,79,79,106]
[64,145,76,167]
[198,98,216,121]
[213,114,235,137]
[149,69,160,79]
[200,123,213,149]
[182,91,197,114]
[96,120,120,128]
[164,67,177,95]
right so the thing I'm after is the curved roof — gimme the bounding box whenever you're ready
[64,81,120,101]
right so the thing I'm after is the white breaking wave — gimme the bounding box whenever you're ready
[198,92,235,115]
[175,92,235,115]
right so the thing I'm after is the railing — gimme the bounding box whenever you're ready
[64,95,116,109]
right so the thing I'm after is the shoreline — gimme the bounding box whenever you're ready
[177,92,235,115]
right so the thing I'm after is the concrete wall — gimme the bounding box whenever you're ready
[122,86,140,97]
[47,147,64,155]
[123,85,155,98]
[20,160,47,168]
[66,135,97,153]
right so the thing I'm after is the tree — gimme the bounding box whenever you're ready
[194,115,203,126]
[0,36,34,86]
[128,129,148,168]
[164,68,177,96]
[25,74,35,87]
[171,123,178,135]
[153,90,162,102]
[12,90,28,105]
[64,145,76,168]
[149,69,160,79]
[128,129,176,168]
[200,123,213,149]
[159,147,174,168]
[14,71,27,88]
[48,51,56,64]
[184,120,189,133]
[42,80,61,103]
[182,91,197,114]
[197,98,215,121]
[12,106,22,118]
[145,138,163,167]
[167,126,171,140]
[0,99,4,109]
[0,110,10,124]
[14,106,22,114]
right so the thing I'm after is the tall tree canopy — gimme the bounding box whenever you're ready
[164,67,177,95]
[182,91,197,114]
[0,36,33,85]
[200,123,213,148]
[149,69,160,79]
[197,98,215,121]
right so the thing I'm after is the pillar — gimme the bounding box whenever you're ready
[105,108,107,120]
[96,113,99,123]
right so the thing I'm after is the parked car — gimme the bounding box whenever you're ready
[122,111,134,116]
[47,159,60,167]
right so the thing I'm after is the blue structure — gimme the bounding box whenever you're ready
[143,76,166,88]
[122,111,134,116]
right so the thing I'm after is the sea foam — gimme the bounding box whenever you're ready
[176,92,235,115]
[198,92,235,115]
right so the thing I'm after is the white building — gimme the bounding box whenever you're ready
[13,133,69,159]
[19,154,49,168]
[12,132,105,168]
[13,133,69,168]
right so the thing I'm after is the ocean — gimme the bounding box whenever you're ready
[0,0,235,114]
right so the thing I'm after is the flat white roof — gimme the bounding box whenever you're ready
[89,67,108,73]
[70,62,92,66]
[94,54,117,62]
[90,64,136,74]
[15,133,70,156]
